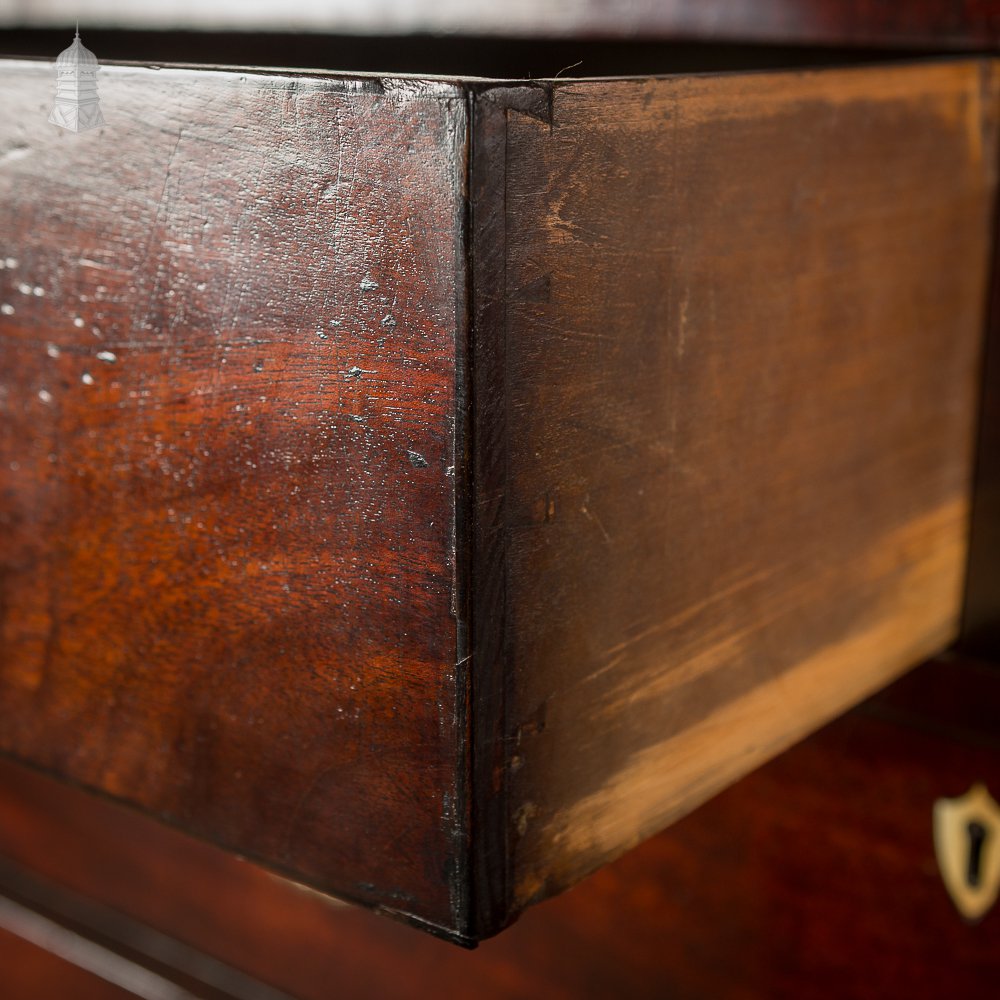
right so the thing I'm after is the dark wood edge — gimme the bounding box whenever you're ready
[444,88,473,946]
[466,82,553,942]
[961,61,1000,659]
[0,748,478,947]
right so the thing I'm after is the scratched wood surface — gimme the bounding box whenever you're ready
[481,61,999,911]
[1,657,998,998]
[0,61,469,936]
[2,54,998,947]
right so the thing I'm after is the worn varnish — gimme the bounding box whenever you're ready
[0,657,998,998]
[0,61,469,936]
[482,62,998,911]
[1,57,997,943]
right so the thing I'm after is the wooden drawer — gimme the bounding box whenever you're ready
[0,55,995,942]
[0,655,997,997]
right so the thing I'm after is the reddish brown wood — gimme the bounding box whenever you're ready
[485,62,996,913]
[0,926,135,1000]
[0,656,998,998]
[0,61,469,936]
[2,55,997,945]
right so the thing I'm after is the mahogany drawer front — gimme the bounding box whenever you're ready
[0,62,468,936]
[0,56,996,942]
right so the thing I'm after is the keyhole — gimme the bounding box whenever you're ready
[967,820,989,888]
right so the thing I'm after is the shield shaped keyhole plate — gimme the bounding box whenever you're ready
[934,783,1000,921]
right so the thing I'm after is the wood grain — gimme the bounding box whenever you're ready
[482,62,998,910]
[0,61,469,936]
[2,55,998,943]
[0,657,998,997]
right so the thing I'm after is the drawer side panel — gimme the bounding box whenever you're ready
[493,61,999,909]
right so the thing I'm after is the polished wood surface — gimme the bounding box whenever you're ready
[483,62,997,912]
[0,60,468,935]
[0,926,135,1000]
[4,0,1000,48]
[0,656,998,998]
[2,55,997,943]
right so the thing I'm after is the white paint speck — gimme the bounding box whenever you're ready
[1,304,13,316]
[46,343,60,358]
[17,282,31,295]
[32,286,44,297]
[38,389,53,404]
[4,258,16,268]
[96,350,117,363]
[81,372,94,385]
[73,317,85,328]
